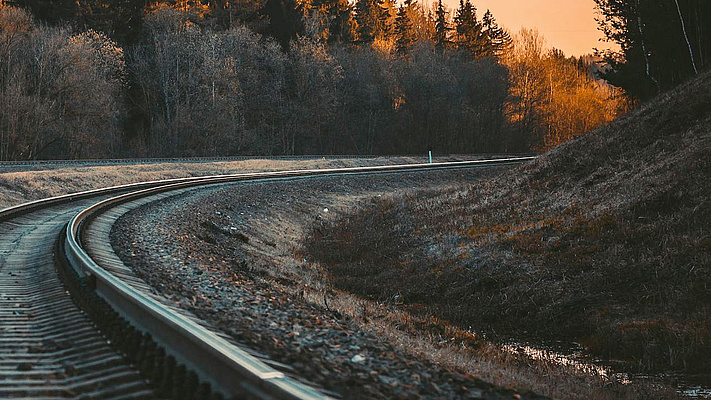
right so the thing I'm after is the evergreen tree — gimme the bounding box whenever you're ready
[329,0,354,43]
[354,0,388,43]
[16,0,146,44]
[376,0,392,39]
[453,0,486,57]
[307,0,353,43]
[481,9,510,58]
[261,0,304,49]
[77,0,147,44]
[15,0,77,24]
[203,0,262,30]
[394,3,412,54]
[453,0,472,42]
[354,0,374,42]
[433,0,450,49]
[594,0,711,99]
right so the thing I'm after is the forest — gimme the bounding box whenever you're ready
[0,0,706,160]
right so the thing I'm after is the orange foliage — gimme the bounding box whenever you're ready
[146,1,211,19]
[504,28,630,152]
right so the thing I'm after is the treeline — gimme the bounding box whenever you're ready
[595,0,711,99]
[0,1,623,159]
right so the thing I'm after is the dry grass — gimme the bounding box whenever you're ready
[195,172,677,399]
[296,285,677,400]
[305,69,711,386]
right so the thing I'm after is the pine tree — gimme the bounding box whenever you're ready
[395,3,412,54]
[354,0,374,42]
[594,0,711,99]
[453,0,471,42]
[330,0,354,42]
[261,0,304,49]
[376,0,392,39]
[354,0,390,43]
[16,0,77,24]
[433,0,450,49]
[454,0,485,57]
[481,9,510,58]
[309,0,354,43]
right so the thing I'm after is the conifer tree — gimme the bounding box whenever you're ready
[354,0,390,43]
[16,0,76,24]
[594,0,711,99]
[354,0,374,42]
[309,0,354,43]
[433,0,450,49]
[261,0,304,49]
[453,0,479,55]
[481,9,510,58]
[394,3,412,53]
[453,0,471,41]
[377,0,392,39]
[330,0,354,42]
[17,0,146,43]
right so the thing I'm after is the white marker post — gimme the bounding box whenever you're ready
[428,150,432,164]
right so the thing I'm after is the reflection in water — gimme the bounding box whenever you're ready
[501,342,711,399]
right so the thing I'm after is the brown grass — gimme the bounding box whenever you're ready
[304,69,711,383]
[139,167,678,399]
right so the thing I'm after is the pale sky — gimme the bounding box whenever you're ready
[442,0,608,56]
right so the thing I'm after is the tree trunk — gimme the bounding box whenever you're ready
[634,0,653,81]
[674,0,698,74]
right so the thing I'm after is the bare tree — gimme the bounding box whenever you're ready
[286,37,343,154]
[503,28,549,150]
[0,5,125,160]
[131,8,287,156]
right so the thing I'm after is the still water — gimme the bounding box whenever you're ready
[501,340,711,398]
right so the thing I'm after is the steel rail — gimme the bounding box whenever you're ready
[62,156,535,399]
[0,197,161,398]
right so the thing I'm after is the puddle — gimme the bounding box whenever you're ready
[502,340,711,398]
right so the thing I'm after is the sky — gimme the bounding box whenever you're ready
[441,0,608,57]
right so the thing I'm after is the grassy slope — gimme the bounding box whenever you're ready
[306,71,711,374]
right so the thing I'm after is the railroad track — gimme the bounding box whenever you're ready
[0,157,534,399]
[0,154,534,173]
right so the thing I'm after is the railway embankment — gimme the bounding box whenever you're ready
[110,165,676,399]
[304,71,711,393]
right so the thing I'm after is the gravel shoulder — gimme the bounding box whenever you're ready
[110,167,549,400]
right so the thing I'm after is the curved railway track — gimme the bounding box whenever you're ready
[0,154,533,170]
[0,196,158,399]
[0,157,534,399]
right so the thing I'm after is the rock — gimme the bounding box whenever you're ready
[351,354,366,363]
[108,170,555,400]
[379,375,398,386]
[466,388,484,399]
[197,233,217,245]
